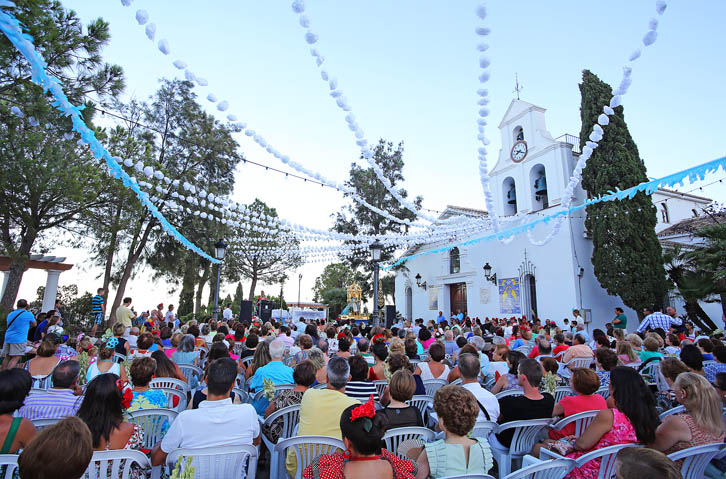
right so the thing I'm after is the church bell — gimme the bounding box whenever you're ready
[507,185,517,205]
[534,173,547,197]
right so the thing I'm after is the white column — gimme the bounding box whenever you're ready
[42,270,61,312]
[0,271,8,299]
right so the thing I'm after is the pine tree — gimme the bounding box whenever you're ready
[579,70,668,316]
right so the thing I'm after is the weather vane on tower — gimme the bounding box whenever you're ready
[513,73,523,100]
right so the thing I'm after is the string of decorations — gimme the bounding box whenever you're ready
[119,0,439,228]
[0,4,221,263]
[383,154,726,269]
[287,0,439,224]
[525,0,668,246]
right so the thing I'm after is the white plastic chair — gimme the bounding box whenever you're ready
[373,380,388,399]
[30,416,62,431]
[450,378,463,386]
[541,442,640,478]
[423,379,448,397]
[312,383,327,390]
[260,404,301,479]
[501,457,576,479]
[490,418,554,478]
[178,364,203,384]
[113,352,127,364]
[241,356,254,369]
[232,387,250,404]
[659,404,685,420]
[273,435,345,479]
[150,377,189,395]
[595,385,610,399]
[559,357,594,378]
[84,449,151,479]
[552,386,576,404]
[0,455,18,479]
[127,408,178,450]
[381,426,436,459]
[667,442,726,478]
[550,409,601,437]
[408,395,434,419]
[483,377,497,390]
[252,384,296,403]
[639,360,666,389]
[495,388,524,400]
[471,420,498,438]
[28,387,47,396]
[155,387,188,412]
[166,444,258,479]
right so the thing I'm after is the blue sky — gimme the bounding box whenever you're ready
[18,1,726,310]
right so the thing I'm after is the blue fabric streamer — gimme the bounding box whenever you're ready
[383,156,726,270]
[0,5,220,264]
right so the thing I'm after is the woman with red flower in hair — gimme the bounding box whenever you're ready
[303,395,417,479]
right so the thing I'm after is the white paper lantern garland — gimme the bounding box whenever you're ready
[525,0,667,247]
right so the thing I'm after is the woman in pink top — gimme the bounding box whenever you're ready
[418,328,435,350]
[533,367,659,479]
[549,368,607,439]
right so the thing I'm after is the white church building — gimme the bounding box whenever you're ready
[394,99,719,333]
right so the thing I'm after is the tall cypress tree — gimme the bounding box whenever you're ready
[579,70,668,316]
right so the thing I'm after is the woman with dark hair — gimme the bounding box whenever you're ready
[418,328,434,351]
[302,397,417,479]
[536,366,659,479]
[150,350,187,382]
[490,350,525,394]
[0,369,36,453]
[382,355,425,404]
[415,342,449,381]
[244,341,270,380]
[305,323,319,342]
[680,344,705,376]
[76,373,144,451]
[594,348,619,389]
[368,340,388,381]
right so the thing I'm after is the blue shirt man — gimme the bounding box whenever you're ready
[2,299,36,369]
[436,312,446,324]
[249,339,294,415]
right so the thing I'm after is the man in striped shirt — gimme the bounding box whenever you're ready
[636,306,682,333]
[91,287,105,337]
[19,361,83,420]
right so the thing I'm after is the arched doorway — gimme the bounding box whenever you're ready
[405,286,413,321]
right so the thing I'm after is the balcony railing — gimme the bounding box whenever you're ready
[555,133,581,154]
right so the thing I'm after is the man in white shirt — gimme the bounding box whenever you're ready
[151,357,260,468]
[223,303,233,322]
[459,353,499,422]
[164,304,176,324]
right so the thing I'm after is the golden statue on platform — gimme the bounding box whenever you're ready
[339,282,369,323]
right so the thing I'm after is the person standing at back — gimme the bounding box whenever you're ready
[612,307,628,330]
[90,288,105,337]
[1,299,36,370]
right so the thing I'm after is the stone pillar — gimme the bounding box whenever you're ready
[42,270,61,312]
[0,271,8,299]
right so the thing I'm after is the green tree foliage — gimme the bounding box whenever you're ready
[312,263,363,302]
[322,288,348,318]
[685,222,726,318]
[224,199,303,300]
[85,79,242,323]
[231,282,244,314]
[663,245,717,331]
[30,284,94,333]
[579,70,668,316]
[333,139,421,299]
[0,0,124,322]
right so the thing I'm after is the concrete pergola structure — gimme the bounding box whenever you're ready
[0,255,74,311]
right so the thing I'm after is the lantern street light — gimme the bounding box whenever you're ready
[369,240,383,327]
[212,238,227,320]
[483,262,497,285]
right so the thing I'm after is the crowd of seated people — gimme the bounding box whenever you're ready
[3,303,726,478]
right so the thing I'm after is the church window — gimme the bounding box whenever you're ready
[503,177,517,216]
[514,126,524,142]
[450,247,460,274]
[530,164,548,211]
[660,203,670,223]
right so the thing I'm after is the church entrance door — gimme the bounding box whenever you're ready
[449,283,468,317]
[522,274,538,318]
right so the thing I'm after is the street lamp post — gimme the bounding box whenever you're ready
[212,238,227,321]
[369,240,383,327]
[297,273,302,310]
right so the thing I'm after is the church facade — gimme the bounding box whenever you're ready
[394,99,717,333]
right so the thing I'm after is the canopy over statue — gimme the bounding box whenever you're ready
[340,282,368,323]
